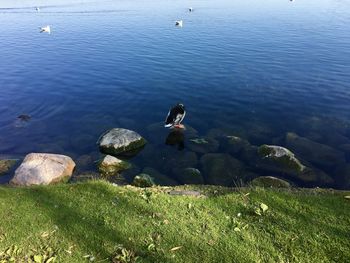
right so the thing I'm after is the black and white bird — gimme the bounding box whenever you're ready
[39,25,51,34]
[175,20,183,27]
[164,103,186,129]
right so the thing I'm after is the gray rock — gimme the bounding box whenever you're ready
[98,155,131,176]
[10,153,75,186]
[286,132,346,170]
[164,151,198,172]
[132,174,155,187]
[251,176,291,188]
[200,153,244,186]
[187,137,219,154]
[0,159,18,176]
[172,167,204,185]
[143,167,178,186]
[98,128,147,156]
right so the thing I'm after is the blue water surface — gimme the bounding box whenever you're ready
[1,0,350,188]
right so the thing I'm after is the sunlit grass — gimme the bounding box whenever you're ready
[0,181,349,262]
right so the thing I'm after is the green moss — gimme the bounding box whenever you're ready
[0,181,349,262]
[258,145,305,173]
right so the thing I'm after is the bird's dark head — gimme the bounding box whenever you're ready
[177,103,185,109]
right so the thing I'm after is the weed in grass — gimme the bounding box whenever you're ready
[111,244,138,263]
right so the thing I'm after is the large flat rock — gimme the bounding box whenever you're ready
[10,153,75,186]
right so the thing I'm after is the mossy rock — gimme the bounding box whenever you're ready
[143,167,178,186]
[251,176,291,188]
[98,155,131,176]
[200,153,244,186]
[225,135,251,155]
[257,144,305,174]
[98,128,147,156]
[286,132,346,171]
[0,159,18,176]
[132,174,155,187]
[187,137,219,154]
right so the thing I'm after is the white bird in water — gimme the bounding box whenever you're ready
[36,7,40,12]
[39,25,51,34]
[189,7,193,12]
[175,20,183,27]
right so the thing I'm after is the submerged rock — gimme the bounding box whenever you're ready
[143,167,178,186]
[200,153,244,186]
[98,155,131,176]
[225,135,251,155]
[285,132,346,170]
[172,167,204,185]
[187,137,219,154]
[98,128,147,156]
[251,176,291,188]
[163,151,198,173]
[10,153,75,186]
[75,154,94,171]
[132,174,155,187]
[334,164,350,189]
[0,159,18,176]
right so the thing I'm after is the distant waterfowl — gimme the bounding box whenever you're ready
[165,103,186,129]
[175,20,183,27]
[36,7,40,12]
[39,25,51,34]
[189,7,193,12]
[17,114,31,121]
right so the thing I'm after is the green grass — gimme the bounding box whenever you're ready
[0,181,349,262]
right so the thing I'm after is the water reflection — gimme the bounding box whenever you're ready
[165,130,185,151]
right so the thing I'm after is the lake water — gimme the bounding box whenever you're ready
[1,0,350,189]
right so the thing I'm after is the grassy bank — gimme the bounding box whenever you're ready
[0,181,349,262]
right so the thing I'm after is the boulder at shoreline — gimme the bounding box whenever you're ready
[98,128,147,156]
[10,153,75,186]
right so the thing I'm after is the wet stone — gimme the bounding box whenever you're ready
[98,128,147,156]
[172,167,204,185]
[286,132,346,171]
[200,153,244,186]
[98,155,131,176]
[187,137,219,154]
[256,144,305,175]
[143,167,178,186]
